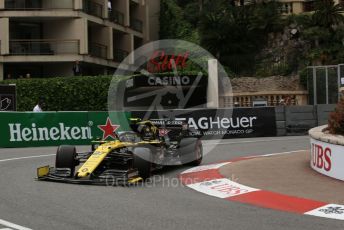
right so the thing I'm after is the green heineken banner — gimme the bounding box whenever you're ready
[0,112,130,148]
[88,111,130,140]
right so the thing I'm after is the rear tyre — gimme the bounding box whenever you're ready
[55,145,77,177]
[180,138,203,166]
[133,147,152,180]
[189,140,203,166]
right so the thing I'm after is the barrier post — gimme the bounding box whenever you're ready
[207,59,219,108]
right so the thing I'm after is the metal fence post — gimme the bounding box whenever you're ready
[338,64,343,101]
[325,67,329,104]
[313,67,317,105]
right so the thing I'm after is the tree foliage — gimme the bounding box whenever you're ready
[312,0,344,28]
[199,0,283,75]
[160,0,344,77]
[328,98,344,135]
[159,0,199,43]
[294,0,344,65]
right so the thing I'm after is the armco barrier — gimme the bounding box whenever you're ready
[275,104,336,136]
[275,106,286,136]
[317,104,336,126]
[0,111,130,148]
[286,105,317,134]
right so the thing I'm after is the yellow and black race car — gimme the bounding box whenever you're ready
[37,118,203,185]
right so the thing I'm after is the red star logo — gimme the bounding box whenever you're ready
[97,117,120,139]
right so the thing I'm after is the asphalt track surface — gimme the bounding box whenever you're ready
[0,136,343,230]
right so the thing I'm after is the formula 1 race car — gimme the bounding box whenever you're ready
[37,118,203,185]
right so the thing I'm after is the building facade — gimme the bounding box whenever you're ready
[235,0,343,15]
[279,0,343,14]
[0,0,160,79]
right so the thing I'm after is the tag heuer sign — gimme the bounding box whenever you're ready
[0,84,16,111]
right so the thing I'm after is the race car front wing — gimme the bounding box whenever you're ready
[37,166,143,185]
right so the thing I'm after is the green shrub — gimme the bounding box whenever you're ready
[1,76,124,111]
[299,68,308,89]
[328,98,344,135]
[255,62,292,78]
[1,72,206,111]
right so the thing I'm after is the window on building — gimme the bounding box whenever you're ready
[5,0,42,9]
[279,3,293,14]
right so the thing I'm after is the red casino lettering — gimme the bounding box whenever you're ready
[147,50,189,73]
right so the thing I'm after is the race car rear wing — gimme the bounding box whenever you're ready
[129,118,188,130]
[150,119,187,129]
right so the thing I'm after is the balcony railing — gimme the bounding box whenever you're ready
[114,49,129,62]
[221,91,308,108]
[9,39,79,55]
[5,0,74,10]
[109,9,125,26]
[89,42,107,59]
[83,0,103,18]
[130,18,143,32]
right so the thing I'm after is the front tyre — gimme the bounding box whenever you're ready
[55,145,77,177]
[133,147,153,180]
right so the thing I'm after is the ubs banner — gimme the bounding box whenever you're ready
[132,107,276,139]
[0,84,16,111]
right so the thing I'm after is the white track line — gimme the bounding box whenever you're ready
[0,154,54,163]
[231,150,308,161]
[0,219,32,230]
[0,139,309,163]
[204,137,309,146]
[260,149,309,157]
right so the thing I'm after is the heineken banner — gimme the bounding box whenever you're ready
[0,112,130,148]
[132,107,277,139]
